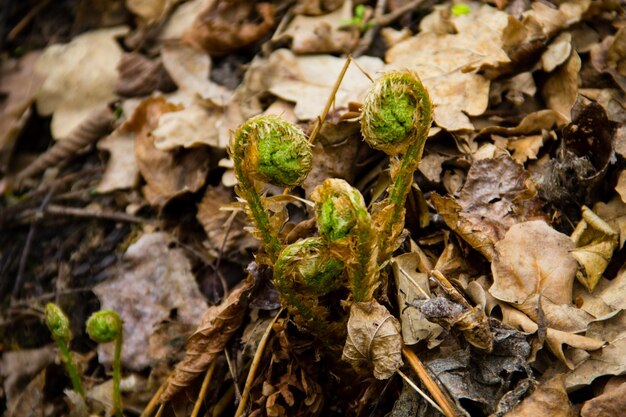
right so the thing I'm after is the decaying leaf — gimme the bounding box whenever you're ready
[504,375,575,417]
[581,376,626,417]
[183,0,275,55]
[93,233,208,370]
[161,278,253,401]
[116,52,175,97]
[392,253,443,346]
[431,156,542,260]
[34,27,127,139]
[342,300,403,379]
[490,221,577,305]
[570,206,618,291]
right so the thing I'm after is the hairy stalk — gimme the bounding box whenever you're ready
[312,179,378,302]
[45,303,85,396]
[360,70,432,263]
[231,115,312,262]
[87,310,124,417]
[273,237,345,340]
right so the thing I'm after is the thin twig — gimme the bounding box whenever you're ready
[7,0,52,41]
[374,0,424,26]
[18,204,144,224]
[12,188,55,302]
[402,347,459,417]
[224,348,242,401]
[141,379,168,417]
[234,309,283,417]
[190,361,217,417]
[396,369,445,414]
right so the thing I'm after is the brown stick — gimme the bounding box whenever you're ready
[402,347,459,417]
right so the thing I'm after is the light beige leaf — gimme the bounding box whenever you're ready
[564,336,626,390]
[571,206,618,291]
[392,253,443,346]
[386,4,510,130]
[93,233,208,370]
[504,375,575,417]
[594,197,626,249]
[161,279,253,401]
[35,27,127,139]
[597,265,626,311]
[158,0,205,40]
[96,130,139,193]
[342,300,403,379]
[490,221,578,305]
[268,50,384,121]
[127,0,180,24]
[616,170,626,204]
[542,32,573,72]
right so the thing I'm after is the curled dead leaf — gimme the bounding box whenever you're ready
[342,300,403,380]
[161,279,253,402]
[504,375,575,417]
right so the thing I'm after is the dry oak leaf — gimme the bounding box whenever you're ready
[490,220,578,306]
[161,278,253,402]
[342,300,403,380]
[34,26,127,139]
[96,129,139,193]
[594,197,626,249]
[571,206,618,291]
[504,375,575,417]
[542,50,581,121]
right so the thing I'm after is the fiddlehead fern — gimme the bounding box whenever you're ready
[86,310,124,417]
[231,115,312,262]
[312,178,378,302]
[360,70,433,264]
[273,237,345,339]
[45,303,85,396]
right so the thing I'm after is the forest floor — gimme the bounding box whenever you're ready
[1,0,626,416]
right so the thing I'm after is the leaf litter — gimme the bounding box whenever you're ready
[1,0,626,416]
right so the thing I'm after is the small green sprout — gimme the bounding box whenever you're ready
[87,310,124,417]
[451,4,471,16]
[45,303,85,396]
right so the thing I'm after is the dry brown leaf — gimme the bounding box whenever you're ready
[96,129,139,193]
[564,333,626,390]
[490,220,578,305]
[392,253,443,346]
[127,0,180,24]
[35,27,127,139]
[275,0,359,54]
[125,96,210,206]
[93,233,208,370]
[161,278,253,401]
[504,375,575,417]
[581,377,626,417]
[616,170,626,204]
[507,135,544,164]
[542,50,581,121]
[480,109,568,136]
[571,206,618,291]
[431,157,542,261]
[597,266,626,311]
[183,1,275,55]
[0,52,42,173]
[342,300,403,379]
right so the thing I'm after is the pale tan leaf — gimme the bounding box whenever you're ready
[571,206,618,291]
[594,197,626,249]
[35,27,127,139]
[542,50,581,121]
[490,221,578,305]
[342,300,403,380]
[96,130,139,193]
[161,279,253,401]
